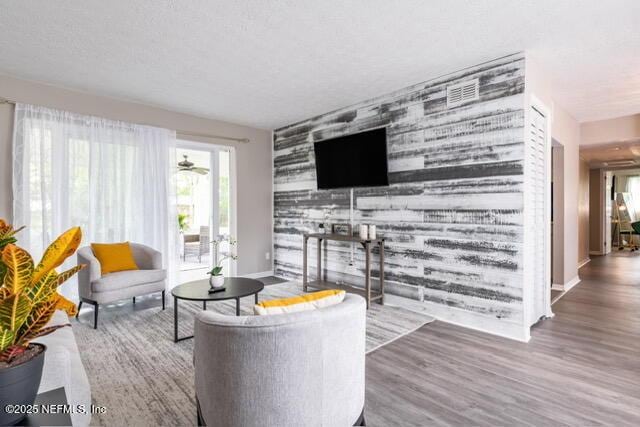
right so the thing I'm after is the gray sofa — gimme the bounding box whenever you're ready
[76,243,166,328]
[194,293,367,427]
[36,311,92,426]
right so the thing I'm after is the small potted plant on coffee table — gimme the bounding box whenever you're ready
[0,220,84,426]
[207,236,238,290]
[207,265,225,289]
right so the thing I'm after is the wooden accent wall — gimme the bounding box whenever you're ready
[273,54,526,326]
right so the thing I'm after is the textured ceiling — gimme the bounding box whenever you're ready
[0,0,638,129]
[580,141,640,168]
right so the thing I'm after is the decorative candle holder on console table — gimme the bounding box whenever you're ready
[302,232,385,309]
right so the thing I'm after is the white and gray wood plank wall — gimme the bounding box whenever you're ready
[273,53,527,336]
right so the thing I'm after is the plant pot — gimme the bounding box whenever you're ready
[0,343,46,426]
[209,275,225,288]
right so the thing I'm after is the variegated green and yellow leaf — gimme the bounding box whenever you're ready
[0,293,31,332]
[54,294,77,317]
[1,244,34,294]
[0,220,14,245]
[0,220,83,350]
[22,324,70,341]
[25,269,58,304]
[0,345,27,363]
[52,265,84,290]
[0,286,9,301]
[0,263,7,290]
[0,328,15,352]
[0,222,24,251]
[14,298,57,343]
[0,236,17,251]
[28,265,84,306]
[32,227,82,285]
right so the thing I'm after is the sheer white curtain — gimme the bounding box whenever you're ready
[625,176,640,220]
[12,103,178,291]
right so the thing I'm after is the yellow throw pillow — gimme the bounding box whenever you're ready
[254,289,346,315]
[91,242,139,275]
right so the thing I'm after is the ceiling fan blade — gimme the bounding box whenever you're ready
[193,167,210,175]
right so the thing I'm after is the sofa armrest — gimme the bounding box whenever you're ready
[35,311,92,426]
[77,247,101,300]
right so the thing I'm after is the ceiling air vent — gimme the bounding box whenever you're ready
[447,78,479,108]
[604,159,637,167]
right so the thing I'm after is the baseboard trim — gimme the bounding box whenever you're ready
[551,274,589,292]
[551,275,581,292]
[589,250,604,256]
[551,275,581,305]
[240,270,274,279]
[578,258,591,269]
[563,275,581,292]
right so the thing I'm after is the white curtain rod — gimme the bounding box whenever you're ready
[0,97,250,143]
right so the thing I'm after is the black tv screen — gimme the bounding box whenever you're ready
[313,127,389,189]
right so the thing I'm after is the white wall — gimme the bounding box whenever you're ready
[552,144,565,285]
[588,169,604,253]
[578,157,590,264]
[0,75,273,275]
[525,55,582,288]
[581,114,640,145]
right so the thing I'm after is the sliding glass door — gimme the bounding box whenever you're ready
[176,141,235,283]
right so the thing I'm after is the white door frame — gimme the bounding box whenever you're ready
[603,171,612,255]
[176,139,238,275]
[522,94,554,341]
[531,95,553,320]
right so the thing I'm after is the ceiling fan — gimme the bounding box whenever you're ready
[178,155,209,175]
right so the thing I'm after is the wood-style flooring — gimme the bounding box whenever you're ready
[366,253,640,426]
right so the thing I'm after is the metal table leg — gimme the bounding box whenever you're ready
[364,242,371,309]
[303,235,308,292]
[317,237,322,283]
[379,240,385,305]
[174,297,195,342]
[174,296,179,342]
[235,297,240,316]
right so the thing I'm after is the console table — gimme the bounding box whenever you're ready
[302,232,385,308]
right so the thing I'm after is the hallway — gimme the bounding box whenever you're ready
[366,254,640,426]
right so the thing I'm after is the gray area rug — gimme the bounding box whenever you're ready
[74,281,433,426]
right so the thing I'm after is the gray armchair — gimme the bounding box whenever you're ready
[184,226,210,262]
[76,243,166,329]
[194,294,366,427]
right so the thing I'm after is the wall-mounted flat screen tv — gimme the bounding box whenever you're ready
[313,127,389,189]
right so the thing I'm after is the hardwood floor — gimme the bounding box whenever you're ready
[366,253,640,426]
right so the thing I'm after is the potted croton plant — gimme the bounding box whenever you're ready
[207,236,237,289]
[0,220,83,426]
